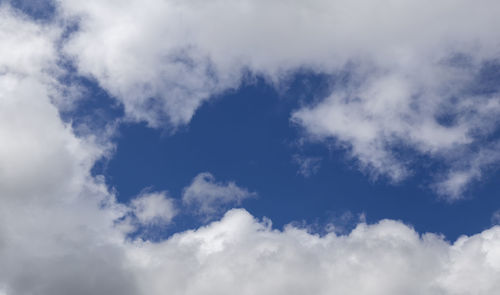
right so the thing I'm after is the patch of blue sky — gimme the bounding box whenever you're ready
[6,0,56,22]
[88,73,500,242]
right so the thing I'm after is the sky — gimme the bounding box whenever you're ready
[2,0,500,294]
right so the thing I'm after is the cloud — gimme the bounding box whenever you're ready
[182,172,256,219]
[0,6,135,294]
[56,0,500,129]
[56,0,500,197]
[292,75,500,198]
[0,5,106,203]
[131,191,177,225]
[293,155,321,178]
[492,210,500,225]
[128,209,500,295]
[432,142,500,199]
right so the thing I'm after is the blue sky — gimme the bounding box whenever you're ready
[86,72,500,242]
[2,1,500,294]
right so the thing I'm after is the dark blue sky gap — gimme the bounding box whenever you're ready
[90,74,500,242]
[7,0,56,21]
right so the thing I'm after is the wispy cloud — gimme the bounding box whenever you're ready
[492,210,500,225]
[293,154,322,178]
[182,172,256,220]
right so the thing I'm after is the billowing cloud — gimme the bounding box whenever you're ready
[0,6,134,294]
[56,0,500,128]
[128,209,500,295]
[182,172,255,219]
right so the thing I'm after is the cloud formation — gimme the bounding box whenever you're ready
[129,209,500,295]
[2,2,500,294]
[56,0,500,197]
[0,6,134,294]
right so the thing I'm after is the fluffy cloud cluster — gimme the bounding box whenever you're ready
[123,173,253,229]
[130,209,500,295]
[2,1,500,294]
[57,0,500,197]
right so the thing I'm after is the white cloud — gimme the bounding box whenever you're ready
[0,6,134,294]
[0,5,106,203]
[292,76,500,197]
[432,142,500,199]
[56,0,500,129]
[131,192,177,225]
[56,0,500,197]
[128,209,500,295]
[182,172,255,219]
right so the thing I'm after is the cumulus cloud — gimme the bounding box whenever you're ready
[56,0,500,129]
[55,0,500,197]
[128,209,500,295]
[182,172,256,219]
[131,191,177,225]
[0,6,108,203]
[0,6,135,294]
